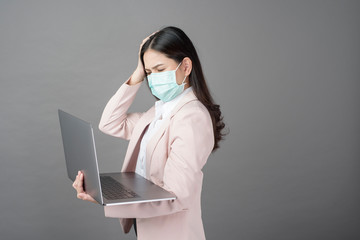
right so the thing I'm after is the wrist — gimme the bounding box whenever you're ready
[128,69,145,85]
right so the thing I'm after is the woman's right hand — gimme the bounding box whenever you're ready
[128,31,158,85]
[72,171,98,204]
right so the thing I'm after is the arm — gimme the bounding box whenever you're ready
[99,29,151,140]
[98,77,143,140]
[99,31,149,139]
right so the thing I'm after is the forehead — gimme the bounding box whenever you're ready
[143,49,176,69]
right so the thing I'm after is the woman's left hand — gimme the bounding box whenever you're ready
[72,171,98,204]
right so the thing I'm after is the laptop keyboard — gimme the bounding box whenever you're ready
[100,176,139,200]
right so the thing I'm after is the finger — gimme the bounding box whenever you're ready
[74,173,85,194]
[146,30,158,40]
[72,174,79,189]
[77,192,97,203]
[140,31,159,49]
[77,192,86,200]
[79,172,84,190]
[78,172,85,192]
[73,173,84,193]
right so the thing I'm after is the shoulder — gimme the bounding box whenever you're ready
[169,90,213,138]
[169,98,215,154]
[173,99,211,123]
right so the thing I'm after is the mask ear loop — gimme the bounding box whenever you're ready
[175,62,182,71]
[176,60,187,85]
[182,75,187,85]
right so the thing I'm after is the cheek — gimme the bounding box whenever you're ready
[175,71,184,85]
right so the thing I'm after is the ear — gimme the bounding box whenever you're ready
[182,57,192,77]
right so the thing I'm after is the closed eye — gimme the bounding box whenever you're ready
[147,69,164,75]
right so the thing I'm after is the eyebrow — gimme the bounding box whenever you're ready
[145,63,165,71]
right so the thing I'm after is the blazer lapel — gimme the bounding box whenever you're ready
[145,90,198,176]
[121,107,155,172]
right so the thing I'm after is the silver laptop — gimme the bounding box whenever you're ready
[58,109,176,206]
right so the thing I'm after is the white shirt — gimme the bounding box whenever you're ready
[135,87,193,178]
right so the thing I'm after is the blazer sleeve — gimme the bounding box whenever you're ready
[98,78,143,140]
[103,100,214,218]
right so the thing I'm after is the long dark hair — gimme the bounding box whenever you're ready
[140,26,226,151]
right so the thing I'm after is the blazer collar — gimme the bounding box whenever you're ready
[169,88,198,118]
[142,88,198,125]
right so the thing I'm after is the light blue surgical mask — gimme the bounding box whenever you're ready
[147,62,187,102]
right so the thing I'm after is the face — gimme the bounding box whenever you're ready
[143,49,188,86]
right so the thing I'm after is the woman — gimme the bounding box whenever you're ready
[72,26,226,240]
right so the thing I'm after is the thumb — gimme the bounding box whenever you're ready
[77,192,97,203]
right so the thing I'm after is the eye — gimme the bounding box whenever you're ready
[158,68,165,72]
[145,71,151,76]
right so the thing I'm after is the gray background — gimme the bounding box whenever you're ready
[0,0,359,239]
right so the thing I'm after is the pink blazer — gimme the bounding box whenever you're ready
[98,79,214,240]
